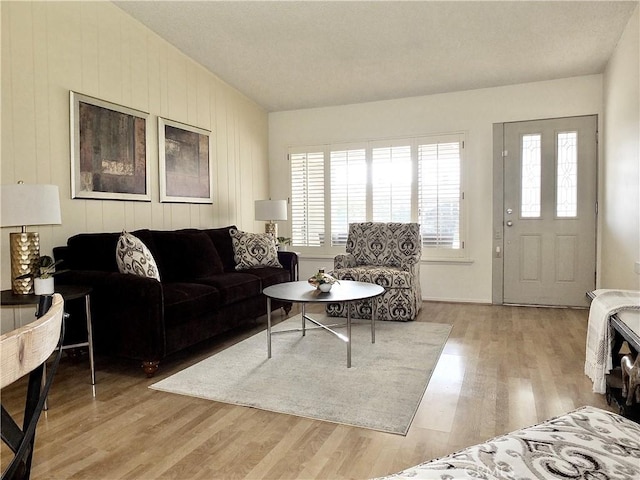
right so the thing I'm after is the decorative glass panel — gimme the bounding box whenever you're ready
[521,134,541,218]
[557,132,578,217]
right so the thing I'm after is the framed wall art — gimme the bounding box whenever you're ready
[70,91,151,201]
[158,118,213,203]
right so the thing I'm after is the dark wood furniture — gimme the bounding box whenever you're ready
[587,291,640,419]
[1,285,95,392]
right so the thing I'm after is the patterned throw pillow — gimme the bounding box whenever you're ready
[230,229,282,270]
[115,231,161,281]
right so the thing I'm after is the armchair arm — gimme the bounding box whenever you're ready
[334,254,356,270]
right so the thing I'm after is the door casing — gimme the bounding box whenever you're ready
[492,116,598,306]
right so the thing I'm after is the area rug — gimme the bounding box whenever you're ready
[150,314,451,435]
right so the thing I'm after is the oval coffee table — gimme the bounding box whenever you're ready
[263,280,384,368]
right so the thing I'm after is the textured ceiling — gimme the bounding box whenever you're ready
[114,1,638,112]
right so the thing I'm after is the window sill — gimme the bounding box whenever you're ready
[296,252,473,265]
[421,257,474,265]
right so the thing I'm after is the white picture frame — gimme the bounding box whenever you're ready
[158,117,213,203]
[70,91,151,201]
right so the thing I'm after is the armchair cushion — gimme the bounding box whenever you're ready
[331,265,412,288]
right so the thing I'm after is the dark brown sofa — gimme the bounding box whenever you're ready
[54,226,296,376]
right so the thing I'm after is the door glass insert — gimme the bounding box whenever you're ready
[557,132,578,217]
[521,134,541,218]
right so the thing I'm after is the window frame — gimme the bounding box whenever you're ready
[288,133,467,260]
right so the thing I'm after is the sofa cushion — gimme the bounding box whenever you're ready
[162,282,221,326]
[244,266,291,289]
[332,265,412,288]
[115,231,161,281]
[203,226,237,272]
[151,231,224,282]
[230,229,282,270]
[194,272,262,306]
[67,232,121,271]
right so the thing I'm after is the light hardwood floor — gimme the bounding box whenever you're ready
[1,302,610,479]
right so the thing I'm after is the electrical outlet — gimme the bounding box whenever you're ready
[635,261,640,275]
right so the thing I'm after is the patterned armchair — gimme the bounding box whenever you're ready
[326,222,422,322]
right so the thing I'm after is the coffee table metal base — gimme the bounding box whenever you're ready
[264,281,384,368]
[266,299,375,368]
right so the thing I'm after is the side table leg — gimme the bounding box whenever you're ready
[85,295,96,394]
[267,297,272,359]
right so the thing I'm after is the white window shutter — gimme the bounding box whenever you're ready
[330,148,366,246]
[418,139,462,248]
[290,151,325,247]
[372,144,412,222]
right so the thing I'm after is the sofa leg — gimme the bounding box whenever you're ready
[142,360,160,378]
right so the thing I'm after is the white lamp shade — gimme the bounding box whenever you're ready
[255,200,287,221]
[1,184,62,227]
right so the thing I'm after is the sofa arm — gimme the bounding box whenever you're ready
[277,251,299,281]
[55,269,165,361]
[97,273,165,363]
[334,254,356,269]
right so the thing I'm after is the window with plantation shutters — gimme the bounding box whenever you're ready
[372,144,412,222]
[330,147,366,246]
[418,138,462,248]
[290,150,325,247]
[289,132,465,257]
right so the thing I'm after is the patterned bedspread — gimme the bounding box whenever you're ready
[377,406,640,479]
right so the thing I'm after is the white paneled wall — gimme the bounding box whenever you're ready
[1,2,269,325]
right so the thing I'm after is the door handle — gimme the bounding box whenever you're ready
[506,220,513,227]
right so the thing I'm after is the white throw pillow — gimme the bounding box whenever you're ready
[230,229,282,270]
[115,231,161,281]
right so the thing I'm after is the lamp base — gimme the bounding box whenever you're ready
[10,232,39,295]
[264,221,277,240]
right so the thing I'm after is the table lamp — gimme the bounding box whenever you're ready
[255,199,287,240]
[1,183,62,294]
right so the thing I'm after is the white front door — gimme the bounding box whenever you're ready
[502,116,597,307]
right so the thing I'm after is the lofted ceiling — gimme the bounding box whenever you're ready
[114,1,638,112]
